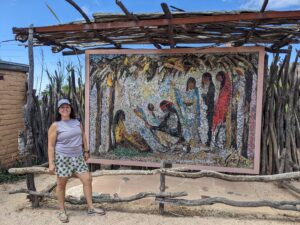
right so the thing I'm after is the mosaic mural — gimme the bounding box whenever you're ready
[87,49,263,172]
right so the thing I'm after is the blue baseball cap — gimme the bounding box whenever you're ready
[57,99,71,108]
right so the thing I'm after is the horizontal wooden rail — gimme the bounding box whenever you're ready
[9,189,187,204]
[8,166,300,182]
[157,197,300,212]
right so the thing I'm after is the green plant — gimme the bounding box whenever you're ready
[0,168,25,184]
[0,161,26,184]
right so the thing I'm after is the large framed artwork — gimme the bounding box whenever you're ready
[85,47,265,174]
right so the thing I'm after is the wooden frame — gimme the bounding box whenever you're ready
[85,46,265,174]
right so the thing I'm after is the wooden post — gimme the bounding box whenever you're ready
[159,161,172,215]
[25,25,39,208]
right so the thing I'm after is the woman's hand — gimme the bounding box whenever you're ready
[83,151,90,161]
[49,163,56,175]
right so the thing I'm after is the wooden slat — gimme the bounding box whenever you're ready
[235,0,270,46]
[116,0,161,49]
[161,3,175,48]
[13,11,300,33]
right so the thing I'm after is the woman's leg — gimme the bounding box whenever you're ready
[56,177,68,211]
[76,172,93,209]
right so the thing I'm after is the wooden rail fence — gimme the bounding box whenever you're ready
[8,161,300,215]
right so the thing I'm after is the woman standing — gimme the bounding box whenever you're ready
[212,71,232,149]
[201,72,215,147]
[48,99,105,223]
[173,77,201,147]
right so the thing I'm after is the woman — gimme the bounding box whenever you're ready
[148,100,182,138]
[113,109,150,152]
[201,72,215,146]
[145,100,185,152]
[48,99,105,223]
[173,77,201,146]
[212,71,232,149]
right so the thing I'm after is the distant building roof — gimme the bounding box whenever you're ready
[0,60,29,73]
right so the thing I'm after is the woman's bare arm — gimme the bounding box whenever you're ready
[80,123,89,161]
[48,123,57,174]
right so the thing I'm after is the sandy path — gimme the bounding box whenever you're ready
[0,174,299,225]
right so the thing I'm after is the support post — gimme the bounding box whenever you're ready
[26,25,39,208]
[159,161,172,215]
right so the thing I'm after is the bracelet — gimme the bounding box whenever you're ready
[84,151,90,153]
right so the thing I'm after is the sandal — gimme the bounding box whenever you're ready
[58,211,69,223]
[87,208,106,216]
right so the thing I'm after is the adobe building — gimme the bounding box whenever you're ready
[0,60,28,168]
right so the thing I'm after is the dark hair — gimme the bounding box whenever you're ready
[113,110,125,125]
[55,104,76,121]
[201,72,213,87]
[147,103,155,111]
[216,71,226,89]
[159,100,174,111]
[186,77,196,91]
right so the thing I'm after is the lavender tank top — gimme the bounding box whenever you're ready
[55,119,83,157]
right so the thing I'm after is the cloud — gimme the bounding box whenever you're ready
[240,0,300,10]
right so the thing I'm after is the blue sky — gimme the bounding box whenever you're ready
[1,0,299,92]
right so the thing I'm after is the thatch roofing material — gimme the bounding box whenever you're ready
[12,10,300,54]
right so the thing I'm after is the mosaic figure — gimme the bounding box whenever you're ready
[113,110,150,152]
[212,71,232,149]
[172,78,201,148]
[201,72,215,147]
[147,100,182,138]
[232,67,246,154]
[133,104,168,153]
[140,100,185,151]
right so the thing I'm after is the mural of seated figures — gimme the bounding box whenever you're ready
[86,47,265,174]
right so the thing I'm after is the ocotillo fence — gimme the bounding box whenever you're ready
[261,47,300,174]
[19,62,85,165]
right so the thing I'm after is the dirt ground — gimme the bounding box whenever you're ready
[1,173,300,225]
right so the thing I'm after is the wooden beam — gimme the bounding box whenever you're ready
[62,47,131,55]
[13,10,300,34]
[25,26,39,208]
[265,47,290,53]
[260,0,269,12]
[34,36,80,53]
[270,34,295,50]
[115,0,137,21]
[65,0,120,48]
[170,5,185,12]
[161,3,175,48]
[115,0,161,49]
[158,197,300,212]
[62,49,85,55]
[233,0,269,46]
[65,0,91,23]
